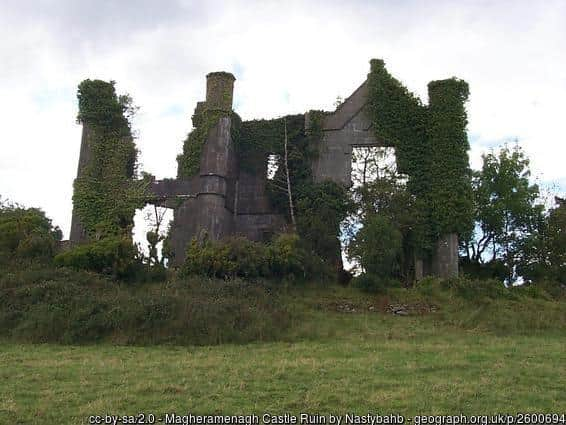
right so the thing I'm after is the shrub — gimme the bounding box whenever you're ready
[0,200,62,262]
[54,236,139,279]
[348,214,402,277]
[460,259,508,281]
[180,233,328,281]
[268,233,306,278]
[353,273,400,294]
[0,266,292,345]
[181,236,269,279]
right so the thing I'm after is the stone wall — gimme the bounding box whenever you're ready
[70,62,461,278]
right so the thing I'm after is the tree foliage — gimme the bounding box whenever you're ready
[517,197,566,283]
[295,181,354,268]
[0,198,62,261]
[348,214,402,277]
[463,144,544,282]
[345,151,416,282]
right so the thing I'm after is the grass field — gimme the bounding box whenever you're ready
[1,309,565,424]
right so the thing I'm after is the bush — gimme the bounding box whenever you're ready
[348,214,402,277]
[181,236,269,279]
[54,236,139,279]
[0,200,62,262]
[416,275,560,302]
[352,273,400,294]
[0,265,292,345]
[268,233,307,278]
[180,233,328,281]
[460,258,508,281]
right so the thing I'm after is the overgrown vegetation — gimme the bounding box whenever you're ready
[176,107,242,178]
[460,144,564,285]
[0,198,62,264]
[366,59,473,256]
[0,264,291,346]
[238,112,350,266]
[180,233,330,281]
[0,260,564,348]
[73,79,147,238]
[53,235,140,279]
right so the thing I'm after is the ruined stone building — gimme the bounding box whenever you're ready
[70,60,465,279]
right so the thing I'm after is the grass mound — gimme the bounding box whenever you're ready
[0,264,291,345]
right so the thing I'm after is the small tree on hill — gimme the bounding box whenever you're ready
[463,144,544,282]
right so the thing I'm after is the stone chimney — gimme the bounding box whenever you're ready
[205,72,235,111]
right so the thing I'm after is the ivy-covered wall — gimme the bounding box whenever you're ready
[72,80,146,238]
[176,108,238,178]
[427,79,473,237]
[366,59,473,253]
[236,112,350,264]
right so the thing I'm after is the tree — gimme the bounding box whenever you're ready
[546,197,566,282]
[518,196,566,283]
[0,197,62,261]
[296,181,353,271]
[345,147,416,281]
[144,204,169,267]
[347,214,402,277]
[463,144,544,282]
[282,119,296,229]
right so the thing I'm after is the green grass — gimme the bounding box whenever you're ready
[1,311,565,424]
[1,269,565,423]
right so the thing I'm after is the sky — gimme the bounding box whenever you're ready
[1,0,565,241]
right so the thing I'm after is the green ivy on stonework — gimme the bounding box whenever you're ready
[237,110,349,262]
[366,59,473,252]
[176,108,242,178]
[73,79,148,238]
[427,79,473,237]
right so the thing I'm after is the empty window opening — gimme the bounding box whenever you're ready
[133,205,174,267]
[266,154,280,180]
[351,146,400,186]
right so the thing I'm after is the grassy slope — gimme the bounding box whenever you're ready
[1,308,565,423]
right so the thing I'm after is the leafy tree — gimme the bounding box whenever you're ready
[347,214,402,277]
[143,203,169,267]
[0,198,62,261]
[518,197,566,283]
[546,197,566,282]
[463,144,544,282]
[345,147,417,281]
[296,181,354,270]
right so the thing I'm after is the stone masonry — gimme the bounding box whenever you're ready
[71,64,460,278]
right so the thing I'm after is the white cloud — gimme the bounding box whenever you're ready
[1,0,565,240]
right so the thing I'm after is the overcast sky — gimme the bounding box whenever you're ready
[1,0,565,239]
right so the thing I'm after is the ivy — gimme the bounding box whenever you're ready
[427,79,473,236]
[366,59,473,252]
[237,114,305,171]
[176,108,242,178]
[237,111,347,262]
[73,79,147,238]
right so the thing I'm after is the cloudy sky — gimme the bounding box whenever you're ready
[1,0,565,240]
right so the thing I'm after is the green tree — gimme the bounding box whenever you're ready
[518,197,566,283]
[296,181,353,271]
[345,147,417,282]
[347,214,402,277]
[463,144,544,282]
[546,197,566,282]
[0,198,62,262]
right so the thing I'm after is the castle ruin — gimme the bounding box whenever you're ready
[70,60,463,279]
